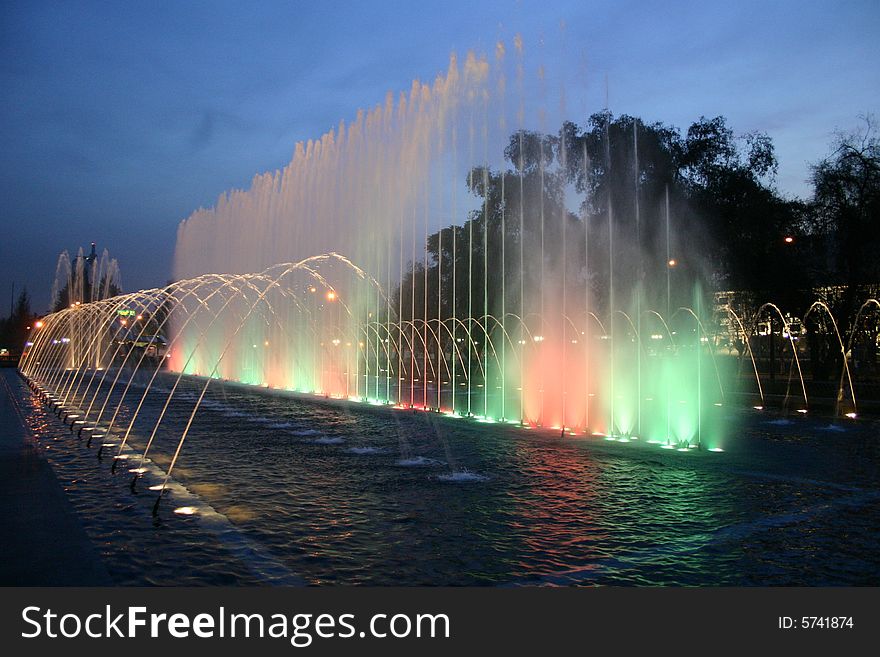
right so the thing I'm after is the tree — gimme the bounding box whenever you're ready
[0,288,36,356]
[393,112,795,326]
[801,117,880,379]
[809,116,880,288]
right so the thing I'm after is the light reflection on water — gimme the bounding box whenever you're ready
[13,374,880,586]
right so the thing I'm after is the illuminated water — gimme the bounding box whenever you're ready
[11,374,879,586]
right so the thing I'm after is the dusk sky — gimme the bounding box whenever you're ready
[2,0,878,312]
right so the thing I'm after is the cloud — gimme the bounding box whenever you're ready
[191,110,215,150]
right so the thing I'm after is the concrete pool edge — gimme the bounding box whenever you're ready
[0,370,113,586]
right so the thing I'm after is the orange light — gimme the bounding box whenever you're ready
[120,319,127,326]
[784,236,794,244]
[136,315,143,321]
[326,290,336,301]
[309,286,316,293]
[35,320,44,329]
[667,259,677,267]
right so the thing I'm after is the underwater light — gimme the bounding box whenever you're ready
[114,454,129,460]
[797,409,808,414]
[661,444,675,450]
[709,447,724,452]
[174,506,197,516]
[148,485,164,491]
[845,412,857,419]
[128,467,148,474]
[753,405,764,410]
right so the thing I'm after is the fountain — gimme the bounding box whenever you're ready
[18,43,879,511]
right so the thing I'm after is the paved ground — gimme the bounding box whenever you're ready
[0,370,112,585]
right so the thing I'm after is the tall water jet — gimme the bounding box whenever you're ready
[165,44,727,448]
